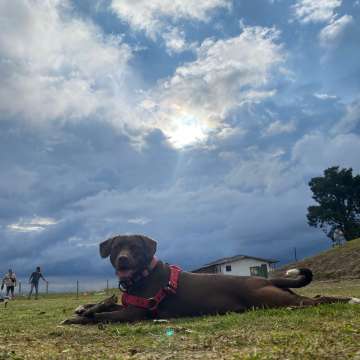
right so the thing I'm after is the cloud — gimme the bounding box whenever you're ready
[262,120,297,137]
[110,0,230,37]
[314,93,337,100]
[0,119,178,275]
[331,98,360,134]
[292,0,353,50]
[0,0,133,123]
[319,15,354,47]
[7,217,57,233]
[0,166,38,196]
[224,148,292,193]
[162,28,194,55]
[2,101,360,276]
[144,26,285,147]
[1,0,360,281]
[292,0,342,24]
[292,132,360,175]
[110,0,230,54]
[127,217,152,225]
[64,172,313,267]
[0,1,286,149]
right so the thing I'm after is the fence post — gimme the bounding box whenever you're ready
[76,280,79,299]
[46,281,49,295]
[18,281,22,296]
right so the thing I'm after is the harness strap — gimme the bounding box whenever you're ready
[121,265,181,315]
[121,293,149,308]
[168,265,180,292]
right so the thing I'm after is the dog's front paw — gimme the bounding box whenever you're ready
[74,305,86,315]
[74,303,96,315]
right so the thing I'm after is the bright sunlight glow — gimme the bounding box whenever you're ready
[166,115,210,148]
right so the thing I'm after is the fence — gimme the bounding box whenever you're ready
[13,279,116,298]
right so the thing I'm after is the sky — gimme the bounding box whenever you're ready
[1,0,360,281]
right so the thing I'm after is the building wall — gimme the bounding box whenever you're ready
[218,258,272,277]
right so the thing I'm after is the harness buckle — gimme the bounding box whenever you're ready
[118,281,128,292]
[147,297,158,311]
[164,282,176,295]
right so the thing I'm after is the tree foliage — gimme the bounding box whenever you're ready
[307,166,360,241]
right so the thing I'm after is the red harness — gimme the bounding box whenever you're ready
[121,265,182,316]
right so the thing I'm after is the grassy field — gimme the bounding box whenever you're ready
[277,238,360,280]
[1,280,360,360]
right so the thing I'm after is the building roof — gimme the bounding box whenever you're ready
[192,254,278,272]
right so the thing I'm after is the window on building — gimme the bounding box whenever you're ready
[225,265,232,272]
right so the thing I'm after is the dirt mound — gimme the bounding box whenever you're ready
[274,238,360,280]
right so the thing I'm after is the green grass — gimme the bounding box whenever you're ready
[1,281,360,359]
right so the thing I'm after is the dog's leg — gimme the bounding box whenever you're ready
[74,303,122,315]
[93,307,147,323]
[286,295,357,309]
[62,307,146,325]
[63,295,121,324]
[61,316,97,325]
[254,286,359,309]
[250,286,314,308]
[74,303,96,315]
[81,294,119,317]
[311,295,359,305]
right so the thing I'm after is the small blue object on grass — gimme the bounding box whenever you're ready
[165,328,174,336]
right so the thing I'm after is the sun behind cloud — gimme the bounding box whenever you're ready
[166,113,211,148]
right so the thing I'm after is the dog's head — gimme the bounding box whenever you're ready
[99,234,157,279]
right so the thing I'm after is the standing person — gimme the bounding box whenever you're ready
[28,266,47,300]
[1,269,17,299]
[333,228,345,246]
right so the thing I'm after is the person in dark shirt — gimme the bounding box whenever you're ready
[28,266,47,299]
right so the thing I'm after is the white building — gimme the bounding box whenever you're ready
[192,255,278,278]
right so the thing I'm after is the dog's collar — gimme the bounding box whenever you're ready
[121,264,182,317]
[117,257,158,292]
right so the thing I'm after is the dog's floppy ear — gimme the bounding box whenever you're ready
[99,237,115,258]
[140,235,157,259]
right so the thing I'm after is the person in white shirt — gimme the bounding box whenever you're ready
[1,269,17,299]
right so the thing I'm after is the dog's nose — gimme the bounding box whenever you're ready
[117,256,130,269]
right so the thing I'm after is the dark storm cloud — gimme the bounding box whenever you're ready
[1,0,360,283]
[0,118,178,275]
[2,95,360,277]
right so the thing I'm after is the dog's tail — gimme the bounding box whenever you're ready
[270,268,313,289]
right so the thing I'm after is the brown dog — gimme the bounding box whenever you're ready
[63,234,360,324]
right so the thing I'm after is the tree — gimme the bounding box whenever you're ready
[307,166,360,241]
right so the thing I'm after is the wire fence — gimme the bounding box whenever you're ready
[2,279,117,299]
